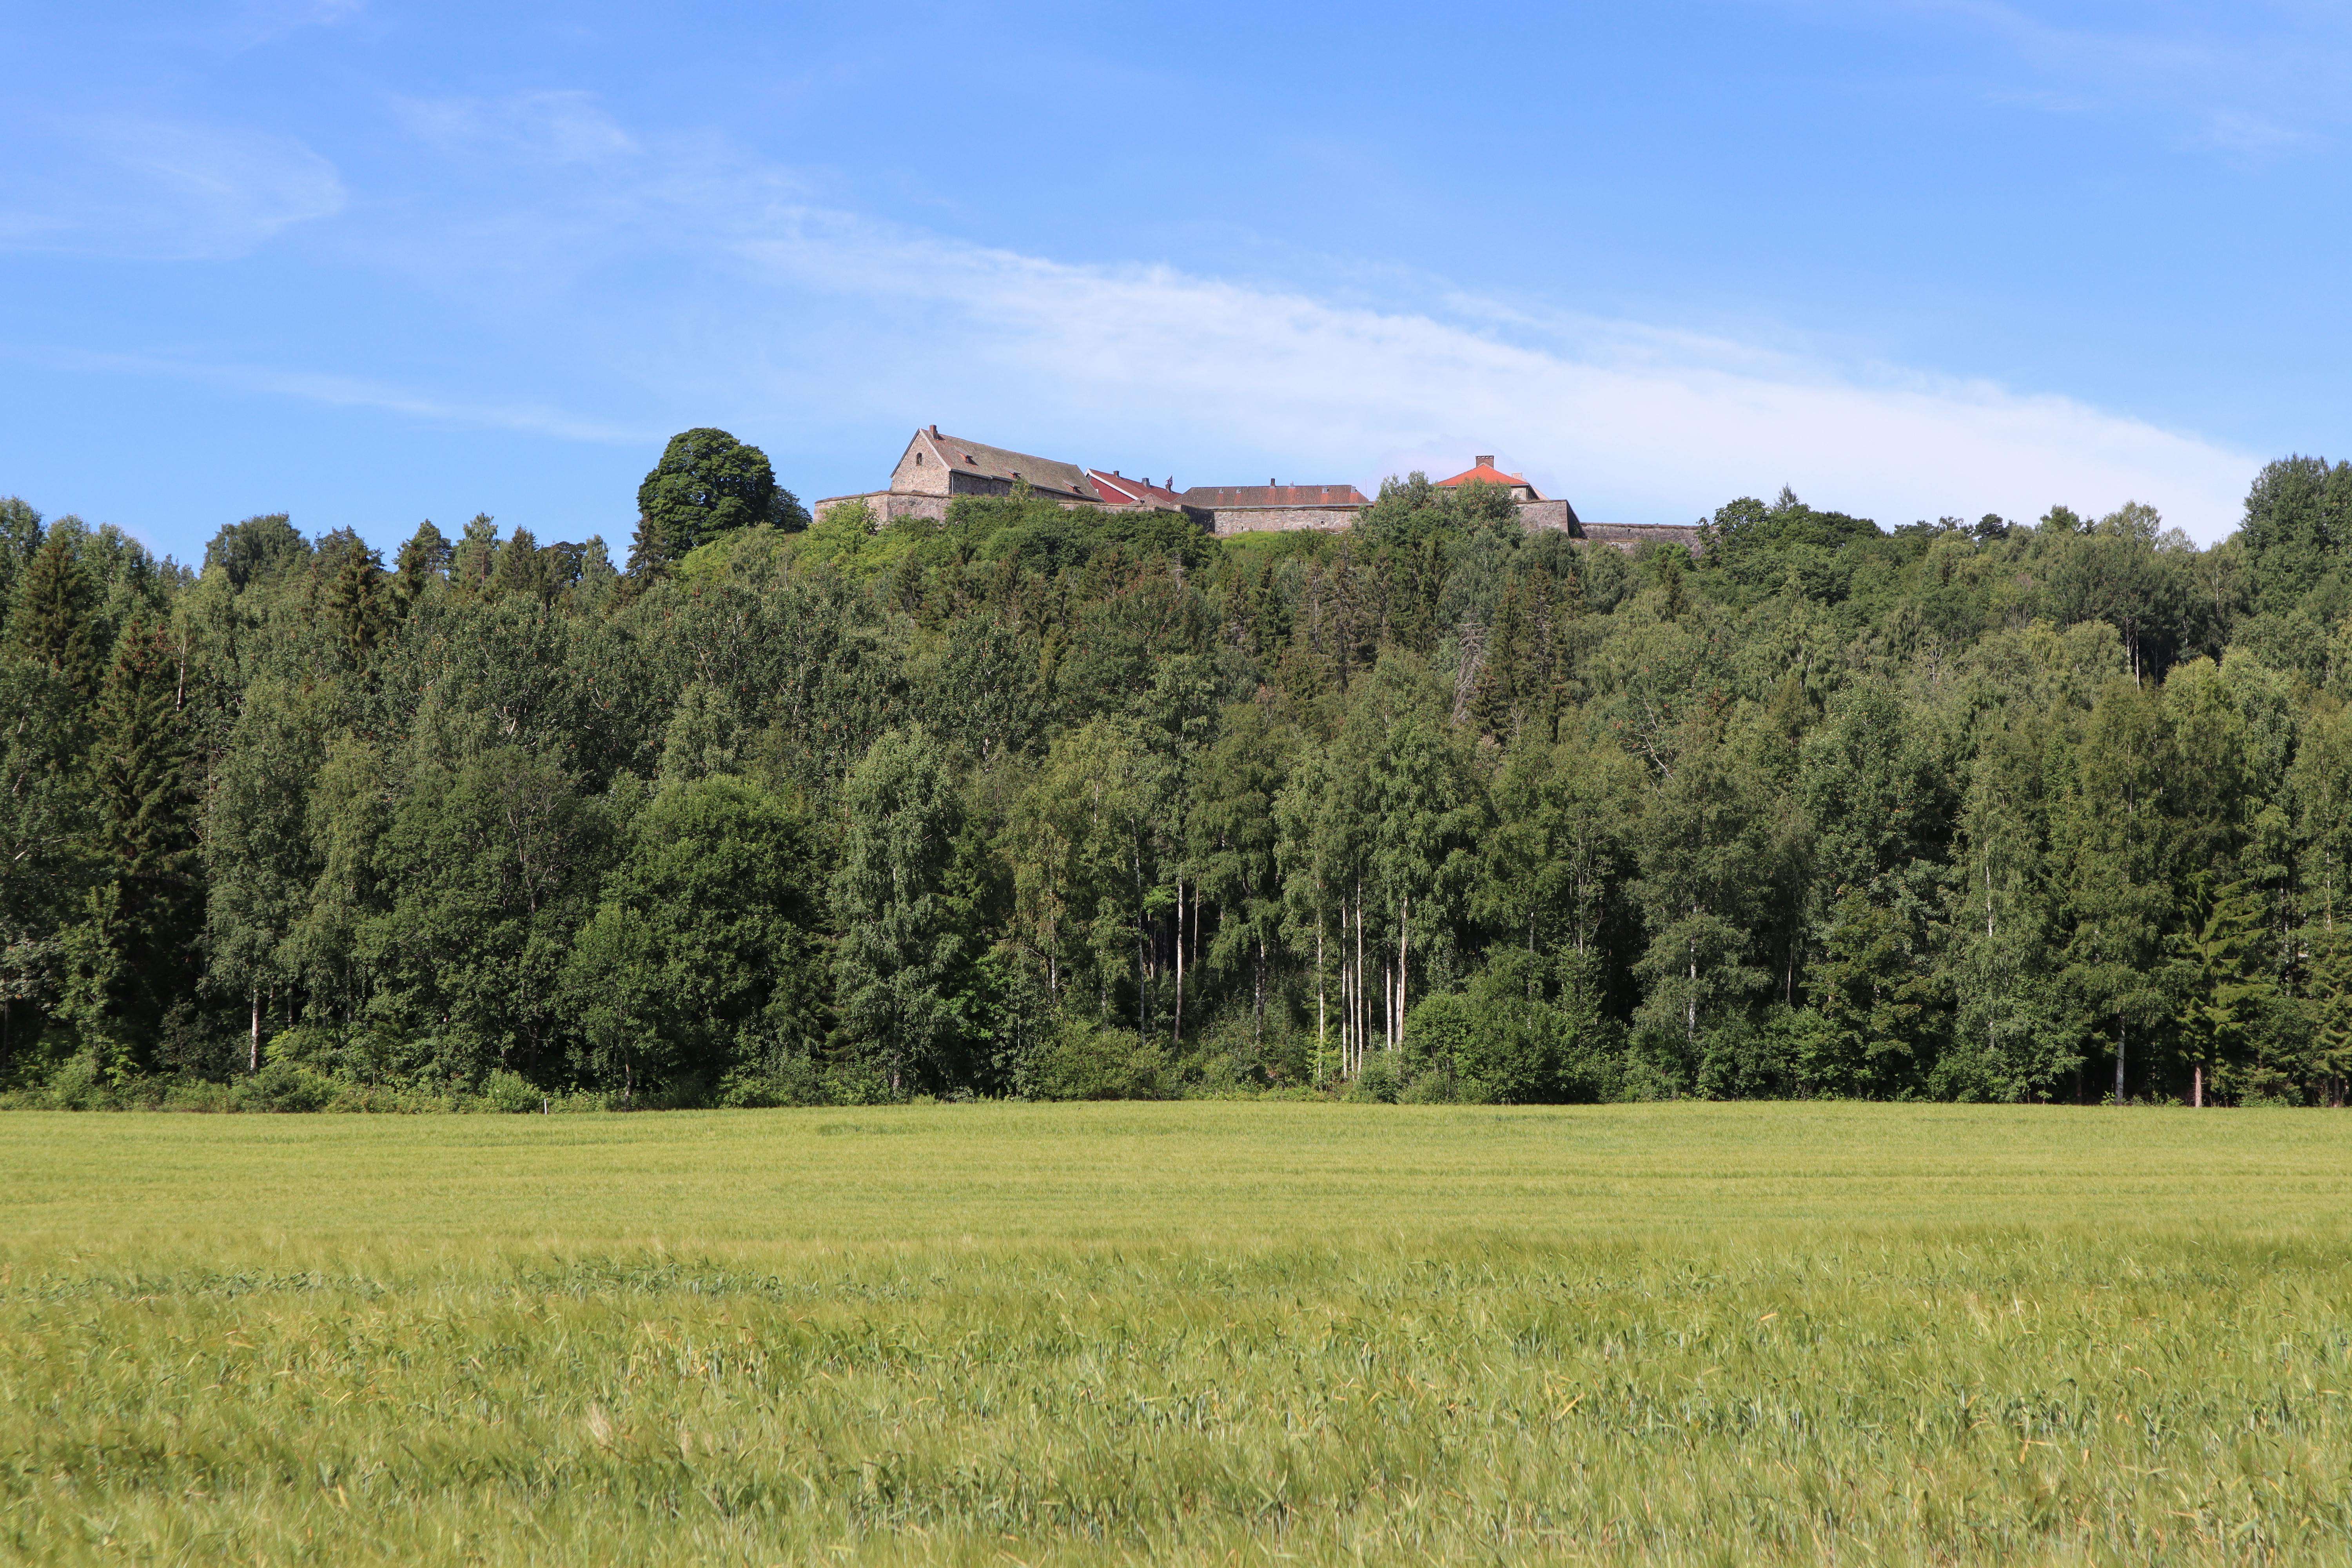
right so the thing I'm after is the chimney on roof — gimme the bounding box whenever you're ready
[929,424,940,437]
[1475,455,1494,468]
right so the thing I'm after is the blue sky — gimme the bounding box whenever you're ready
[2,0,2347,561]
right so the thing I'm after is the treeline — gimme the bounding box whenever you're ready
[5,427,2352,1109]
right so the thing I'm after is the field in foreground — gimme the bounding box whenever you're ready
[2,1103,2350,1565]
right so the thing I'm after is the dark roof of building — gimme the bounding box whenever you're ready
[1180,483,1370,508]
[916,428,1100,500]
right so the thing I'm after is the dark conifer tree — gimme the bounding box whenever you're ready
[81,619,202,1069]
[0,497,43,628]
[326,541,391,660]
[5,530,103,701]
[392,521,452,615]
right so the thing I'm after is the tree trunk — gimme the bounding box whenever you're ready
[1398,894,1409,1053]
[1315,917,1326,1083]
[2193,1063,2203,1109]
[1174,876,1184,1047]
[1338,907,1351,1077]
[1686,949,1697,1045]
[1254,935,1265,1045]
[1135,849,1149,1039]
[1354,883,1365,1076]
[2114,1014,2127,1105]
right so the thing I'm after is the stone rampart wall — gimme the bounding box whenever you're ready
[813,491,951,526]
[816,487,1701,557]
[1214,499,1581,537]
[1208,506,1366,535]
[815,492,1202,529]
[1581,522,1703,555]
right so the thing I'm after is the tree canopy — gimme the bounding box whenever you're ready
[630,427,808,573]
[7,457,2352,1110]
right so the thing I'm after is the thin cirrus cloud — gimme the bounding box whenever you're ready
[4,90,2258,542]
[18,346,658,446]
[356,92,2250,535]
[0,118,344,260]
[725,208,2257,537]
[308,92,2263,539]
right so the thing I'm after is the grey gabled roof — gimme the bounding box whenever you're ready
[925,430,1100,500]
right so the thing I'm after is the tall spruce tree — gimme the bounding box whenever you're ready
[0,497,42,630]
[72,619,201,1073]
[5,529,103,702]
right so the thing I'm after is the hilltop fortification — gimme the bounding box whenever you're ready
[815,428,1700,553]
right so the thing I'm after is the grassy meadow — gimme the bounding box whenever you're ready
[3,1102,2350,1564]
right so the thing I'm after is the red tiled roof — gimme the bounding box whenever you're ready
[1436,463,1527,489]
[1088,470,1186,507]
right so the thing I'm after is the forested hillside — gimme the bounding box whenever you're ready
[6,431,2352,1109]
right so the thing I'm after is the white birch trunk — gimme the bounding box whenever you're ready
[1399,894,1410,1052]
[1174,875,1184,1047]
[1316,916,1326,1083]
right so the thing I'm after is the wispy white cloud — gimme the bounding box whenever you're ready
[363,94,2253,533]
[18,91,2259,540]
[2201,109,2310,155]
[16,346,653,445]
[0,118,344,260]
[1772,0,2352,144]
[225,0,368,49]
[726,211,2255,537]
[390,90,644,167]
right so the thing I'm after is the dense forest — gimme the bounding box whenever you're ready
[5,427,2352,1109]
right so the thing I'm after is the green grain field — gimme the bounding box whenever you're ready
[3,1103,2350,1565]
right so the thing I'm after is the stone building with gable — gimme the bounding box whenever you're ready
[815,426,1110,525]
[815,426,1698,552]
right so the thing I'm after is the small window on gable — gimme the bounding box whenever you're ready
[915,452,924,465]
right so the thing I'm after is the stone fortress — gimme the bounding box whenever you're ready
[814,426,1701,554]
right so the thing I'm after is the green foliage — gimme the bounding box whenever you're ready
[0,496,43,630]
[10,446,2352,1108]
[833,726,977,1093]
[4,527,103,700]
[631,427,805,574]
[64,620,203,1076]
[480,1068,541,1112]
[564,775,820,1102]
[2239,454,2352,614]
[1022,1014,1165,1099]
[202,512,307,592]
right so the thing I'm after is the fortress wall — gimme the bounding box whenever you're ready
[814,492,1201,529]
[815,487,1704,557]
[813,491,951,526]
[1216,499,1581,537]
[1581,522,1703,555]
[1207,506,1367,535]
